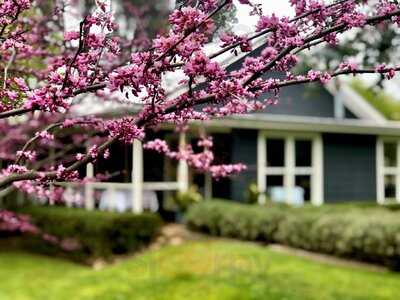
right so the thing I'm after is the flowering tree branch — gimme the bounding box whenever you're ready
[0,0,400,206]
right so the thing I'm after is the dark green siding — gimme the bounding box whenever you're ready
[323,133,376,202]
[226,44,356,119]
[230,129,258,201]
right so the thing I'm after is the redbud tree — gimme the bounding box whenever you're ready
[1,0,400,232]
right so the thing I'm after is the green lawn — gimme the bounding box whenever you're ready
[0,240,399,300]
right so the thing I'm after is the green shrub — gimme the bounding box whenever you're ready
[244,183,260,204]
[165,185,203,213]
[185,200,400,269]
[7,206,162,262]
[275,213,319,251]
[185,201,287,242]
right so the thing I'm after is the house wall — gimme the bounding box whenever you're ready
[259,83,336,118]
[226,45,358,119]
[323,133,377,202]
[229,130,378,203]
[230,129,258,201]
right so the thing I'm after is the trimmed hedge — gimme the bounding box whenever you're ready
[185,201,400,269]
[5,206,162,262]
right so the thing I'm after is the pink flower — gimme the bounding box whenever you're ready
[56,165,79,181]
[5,91,18,100]
[64,31,80,41]
[88,145,99,159]
[106,118,145,144]
[144,139,170,153]
[13,77,29,91]
[103,149,110,159]
[210,164,247,178]
[36,131,54,141]
[339,61,358,72]
[16,150,36,162]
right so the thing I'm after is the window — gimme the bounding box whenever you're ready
[295,175,311,202]
[384,175,396,200]
[265,175,284,202]
[377,138,400,203]
[267,139,285,167]
[258,132,323,206]
[295,140,312,167]
[384,142,397,167]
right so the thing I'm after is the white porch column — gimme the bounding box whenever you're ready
[132,139,144,213]
[396,141,400,203]
[84,163,95,210]
[285,136,295,204]
[312,135,324,206]
[177,132,189,192]
[376,138,385,204]
[257,131,266,204]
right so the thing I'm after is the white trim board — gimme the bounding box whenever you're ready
[376,137,400,204]
[324,81,387,122]
[335,85,386,122]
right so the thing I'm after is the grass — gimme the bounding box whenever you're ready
[0,240,399,300]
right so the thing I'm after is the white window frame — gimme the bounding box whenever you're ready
[257,131,323,206]
[376,137,400,204]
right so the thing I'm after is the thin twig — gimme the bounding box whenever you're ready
[3,48,16,89]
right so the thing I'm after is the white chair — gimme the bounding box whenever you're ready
[269,186,304,206]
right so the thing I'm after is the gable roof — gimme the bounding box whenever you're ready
[74,39,394,128]
[349,80,400,121]
[327,84,386,123]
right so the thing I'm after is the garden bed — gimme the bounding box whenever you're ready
[185,200,400,270]
[1,205,162,263]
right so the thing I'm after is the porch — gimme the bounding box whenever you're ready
[64,133,189,214]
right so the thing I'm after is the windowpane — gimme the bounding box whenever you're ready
[295,175,311,202]
[295,140,312,167]
[384,175,396,199]
[266,139,285,167]
[384,142,397,167]
[266,175,285,202]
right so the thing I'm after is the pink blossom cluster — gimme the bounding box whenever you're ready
[306,70,332,84]
[0,0,32,27]
[144,137,247,178]
[16,150,36,162]
[375,63,397,79]
[0,210,38,234]
[209,164,247,177]
[183,51,225,79]
[0,208,79,251]
[169,7,214,35]
[13,180,65,204]
[6,164,28,174]
[220,32,252,52]
[339,61,359,72]
[35,130,54,142]
[106,118,145,143]
[56,165,79,181]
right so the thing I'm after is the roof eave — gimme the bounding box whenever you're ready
[200,114,400,136]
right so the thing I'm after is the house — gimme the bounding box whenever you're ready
[67,43,400,213]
